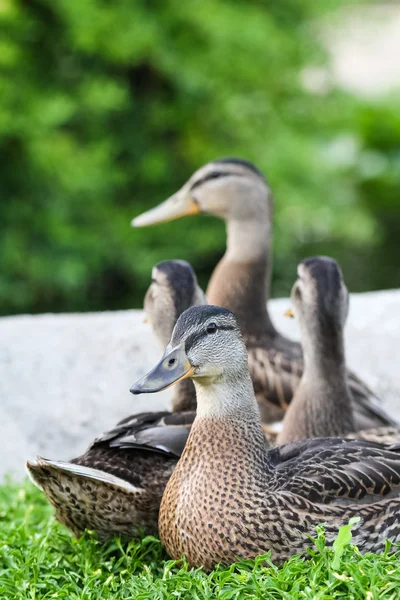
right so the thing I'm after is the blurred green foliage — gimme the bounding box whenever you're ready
[0,0,399,315]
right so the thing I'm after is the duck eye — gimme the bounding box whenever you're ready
[168,358,176,367]
[206,322,217,334]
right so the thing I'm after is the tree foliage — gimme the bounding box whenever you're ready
[0,0,399,315]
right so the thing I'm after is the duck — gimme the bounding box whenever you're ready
[144,259,206,412]
[276,256,400,444]
[26,260,205,538]
[132,157,395,429]
[131,304,400,570]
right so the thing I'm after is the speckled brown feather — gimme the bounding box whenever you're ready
[26,410,191,537]
[159,416,400,571]
[348,427,400,445]
[27,450,176,538]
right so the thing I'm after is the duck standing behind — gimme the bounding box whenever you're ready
[277,256,399,444]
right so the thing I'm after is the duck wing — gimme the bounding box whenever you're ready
[27,457,143,493]
[346,371,397,429]
[349,426,400,445]
[268,437,400,505]
[247,344,301,414]
[26,456,164,538]
[247,339,396,429]
[26,410,194,539]
[90,410,194,457]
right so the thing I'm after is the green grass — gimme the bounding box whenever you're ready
[1,480,399,600]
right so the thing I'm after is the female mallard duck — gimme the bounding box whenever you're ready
[144,259,206,412]
[131,305,400,570]
[26,260,205,538]
[132,158,394,429]
[277,256,399,444]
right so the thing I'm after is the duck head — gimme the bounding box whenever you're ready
[132,158,271,227]
[131,305,248,395]
[289,256,349,343]
[144,260,206,348]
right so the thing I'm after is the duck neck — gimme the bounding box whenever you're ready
[206,216,277,339]
[171,377,197,412]
[300,325,346,382]
[301,323,350,404]
[190,371,267,455]
[278,322,354,442]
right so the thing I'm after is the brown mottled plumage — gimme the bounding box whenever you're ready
[132,158,394,429]
[277,257,399,445]
[131,305,400,570]
[354,427,400,445]
[26,260,205,537]
[28,436,177,538]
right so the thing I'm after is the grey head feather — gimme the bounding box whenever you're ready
[298,255,348,333]
[170,305,239,350]
[213,157,266,180]
[189,158,267,192]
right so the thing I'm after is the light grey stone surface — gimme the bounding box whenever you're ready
[1,290,399,480]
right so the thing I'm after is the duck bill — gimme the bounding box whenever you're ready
[131,193,200,227]
[130,344,195,395]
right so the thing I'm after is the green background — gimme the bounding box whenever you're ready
[1,0,399,315]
